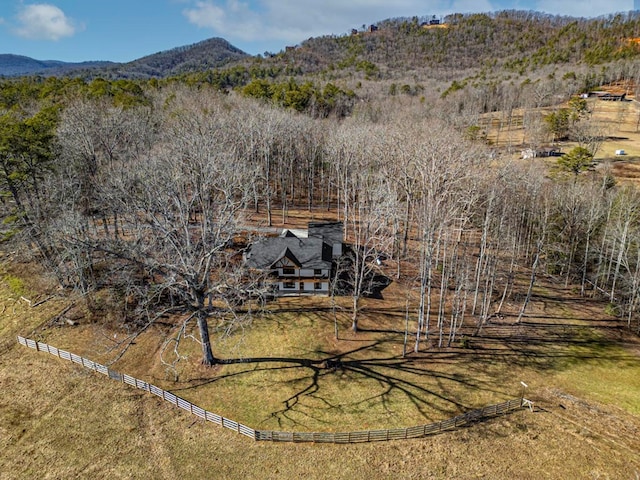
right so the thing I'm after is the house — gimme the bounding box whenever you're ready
[521,147,561,159]
[598,92,626,101]
[587,91,627,101]
[244,222,344,296]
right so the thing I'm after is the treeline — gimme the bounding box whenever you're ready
[2,78,640,365]
[0,72,355,118]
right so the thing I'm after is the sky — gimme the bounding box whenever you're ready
[0,1,637,63]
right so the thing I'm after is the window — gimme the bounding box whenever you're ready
[283,281,296,289]
[314,269,322,276]
[314,282,323,290]
[282,267,295,275]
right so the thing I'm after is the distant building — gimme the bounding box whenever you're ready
[521,147,562,159]
[421,15,446,28]
[598,92,626,101]
[584,91,627,101]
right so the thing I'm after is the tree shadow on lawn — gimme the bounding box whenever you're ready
[170,327,636,430]
[182,352,487,428]
[169,282,640,430]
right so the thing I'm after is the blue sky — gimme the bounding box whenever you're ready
[0,1,636,62]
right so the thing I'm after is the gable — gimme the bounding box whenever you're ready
[271,247,301,268]
[272,256,297,268]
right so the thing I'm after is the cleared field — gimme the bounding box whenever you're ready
[483,94,640,185]
[2,256,640,479]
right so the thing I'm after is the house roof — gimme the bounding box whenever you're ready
[245,235,333,270]
[308,222,343,245]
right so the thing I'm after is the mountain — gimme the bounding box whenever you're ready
[0,37,248,79]
[98,37,249,79]
[257,11,640,82]
[0,54,113,77]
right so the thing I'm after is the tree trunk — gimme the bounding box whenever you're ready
[414,273,427,353]
[403,299,409,357]
[197,309,216,365]
[351,295,359,332]
[518,243,541,323]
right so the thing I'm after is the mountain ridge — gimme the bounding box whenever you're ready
[0,37,248,78]
[0,53,113,77]
[2,10,640,81]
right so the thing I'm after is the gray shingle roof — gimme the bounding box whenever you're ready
[308,222,343,245]
[245,235,333,270]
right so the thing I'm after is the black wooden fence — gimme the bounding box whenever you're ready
[17,335,528,443]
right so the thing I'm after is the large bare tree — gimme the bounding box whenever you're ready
[52,90,267,365]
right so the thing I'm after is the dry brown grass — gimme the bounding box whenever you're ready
[2,251,640,479]
[484,92,640,186]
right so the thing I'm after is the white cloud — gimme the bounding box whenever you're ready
[183,0,496,46]
[15,4,79,41]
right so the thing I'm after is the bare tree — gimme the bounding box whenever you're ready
[54,90,267,365]
[409,123,483,351]
[329,123,396,331]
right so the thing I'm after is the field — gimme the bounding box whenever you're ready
[482,94,640,185]
[2,228,640,479]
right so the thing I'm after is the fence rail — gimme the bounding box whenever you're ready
[17,335,529,444]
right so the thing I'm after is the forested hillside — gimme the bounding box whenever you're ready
[281,11,640,77]
[176,10,640,87]
[175,10,640,118]
[4,10,640,83]
[99,37,248,79]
